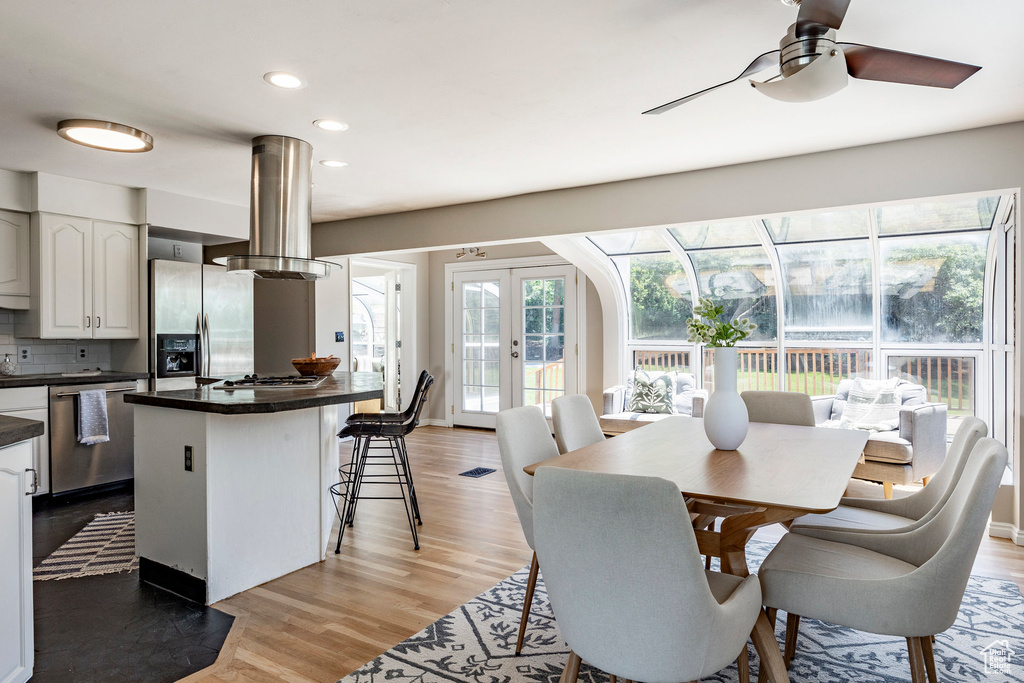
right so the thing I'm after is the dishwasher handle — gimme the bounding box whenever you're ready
[53,387,137,399]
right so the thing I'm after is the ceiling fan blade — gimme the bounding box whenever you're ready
[840,43,981,88]
[642,50,779,115]
[796,0,852,35]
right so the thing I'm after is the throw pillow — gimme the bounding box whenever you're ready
[839,377,902,432]
[626,368,676,414]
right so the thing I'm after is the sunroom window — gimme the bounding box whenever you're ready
[589,232,694,341]
[576,192,1012,441]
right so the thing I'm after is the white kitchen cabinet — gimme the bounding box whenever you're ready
[0,388,49,496]
[0,439,34,683]
[92,221,140,339]
[0,210,30,310]
[17,213,139,339]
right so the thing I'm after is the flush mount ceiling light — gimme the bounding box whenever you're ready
[56,119,153,152]
[263,71,306,89]
[313,119,349,131]
[319,160,348,168]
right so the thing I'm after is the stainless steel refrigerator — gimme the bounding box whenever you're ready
[149,259,254,390]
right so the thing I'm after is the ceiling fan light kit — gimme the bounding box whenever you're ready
[751,27,849,102]
[643,0,980,114]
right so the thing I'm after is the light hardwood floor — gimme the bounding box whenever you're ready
[182,426,1024,683]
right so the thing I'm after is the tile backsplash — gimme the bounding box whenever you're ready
[0,310,112,374]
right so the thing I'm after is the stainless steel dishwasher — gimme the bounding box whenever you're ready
[49,381,137,494]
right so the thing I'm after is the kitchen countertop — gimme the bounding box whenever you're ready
[0,414,45,448]
[0,371,150,389]
[123,372,384,415]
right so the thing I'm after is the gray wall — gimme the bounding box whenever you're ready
[253,279,316,375]
[313,122,1024,254]
[312,121,1024,535]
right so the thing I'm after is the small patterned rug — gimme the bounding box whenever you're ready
[34,511,138,581]
[338,539,1024,682]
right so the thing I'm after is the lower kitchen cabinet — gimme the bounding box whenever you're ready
[0,388,49,496]
[0,439,34,683]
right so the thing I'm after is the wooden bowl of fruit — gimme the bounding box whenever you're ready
[291,354,341,376]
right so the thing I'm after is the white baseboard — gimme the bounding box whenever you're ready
[420,418,450,428]
[988,521,1024,545]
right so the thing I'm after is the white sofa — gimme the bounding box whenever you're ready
[600,372,706,435]
[811,378,948,498]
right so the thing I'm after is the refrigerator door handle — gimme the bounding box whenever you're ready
[196,313,205,376]
[203,314,211,377]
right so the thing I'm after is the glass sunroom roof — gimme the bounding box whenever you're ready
[764,209,870,243]
[669,221,761,249]
[588,230,668,254]
[875,196,1000,235]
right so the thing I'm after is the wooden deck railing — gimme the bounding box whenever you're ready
[631,347,972,413]
[889,356,973,412]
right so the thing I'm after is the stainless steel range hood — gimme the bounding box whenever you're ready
[221,135,337,280]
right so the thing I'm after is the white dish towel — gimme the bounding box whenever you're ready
[77,389,110,445]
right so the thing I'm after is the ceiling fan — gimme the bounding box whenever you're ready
[642,0,981,114]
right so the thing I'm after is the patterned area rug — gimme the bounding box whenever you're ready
[34,511,138,581]
[339,539,1024,682]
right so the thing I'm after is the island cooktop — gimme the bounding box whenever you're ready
[213,374,328,390]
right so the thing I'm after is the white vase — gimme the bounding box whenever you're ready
[703,347,748,450]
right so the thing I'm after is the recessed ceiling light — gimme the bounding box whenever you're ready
[313,119,349,131]
[319,160,348,168]
[263,71,306,89]
[56,119,153,152]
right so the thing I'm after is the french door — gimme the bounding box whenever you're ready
[453,265,577,428]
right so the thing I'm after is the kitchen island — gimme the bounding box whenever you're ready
[125,372,383,604]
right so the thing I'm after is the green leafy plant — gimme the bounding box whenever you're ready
[686,297,756,347]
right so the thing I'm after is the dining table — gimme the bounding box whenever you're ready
[524,415,869,683]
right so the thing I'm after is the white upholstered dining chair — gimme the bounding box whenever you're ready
[551,394,605,454]
[534,466,762,683]
[495,405,560,655]
[789,416,987,537]
[741,391,816,427]
[759,437,1007,682]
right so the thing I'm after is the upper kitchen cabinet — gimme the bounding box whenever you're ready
[0,210,30,309]
[92,221,139,338]
[16,213,139,339]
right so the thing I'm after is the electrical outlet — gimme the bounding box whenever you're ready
[18,347,31,363]
[335,331,344,342]
[184,445,193,472]
[173,243,183,259]
[77,346,87,360]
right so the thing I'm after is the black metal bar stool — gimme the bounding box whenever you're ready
[330,372,434,551]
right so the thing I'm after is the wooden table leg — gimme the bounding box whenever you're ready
[751,609,790,683]
[718,507,800,577]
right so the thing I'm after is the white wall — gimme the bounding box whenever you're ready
[314,258,350,364]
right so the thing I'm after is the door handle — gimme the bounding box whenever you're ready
[196,313,205,376]
[26,468,37,496]
[511,351,519,358]
[203,314,211,375]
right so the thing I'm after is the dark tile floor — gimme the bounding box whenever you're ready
[31,483,233,682]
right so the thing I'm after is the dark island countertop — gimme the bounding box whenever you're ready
[123,371,384,415]
[0,371,150,390]
[0,414,45,449]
